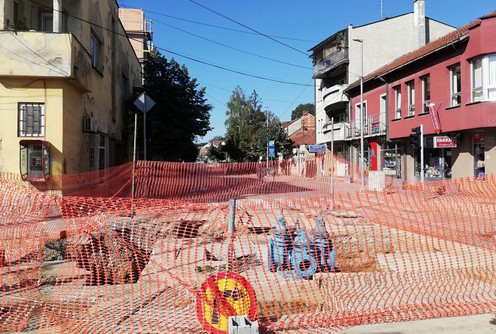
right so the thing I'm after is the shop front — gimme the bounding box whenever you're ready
[414,136,456,180]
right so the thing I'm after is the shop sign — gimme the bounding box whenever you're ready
[433,136,457,148]
[308,144,326,153]
[473,131,484,143]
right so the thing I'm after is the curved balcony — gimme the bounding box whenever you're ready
[322,84,349,114]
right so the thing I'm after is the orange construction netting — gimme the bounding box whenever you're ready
[1,159,496,333]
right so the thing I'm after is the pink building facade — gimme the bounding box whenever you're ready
[345,11,496,181]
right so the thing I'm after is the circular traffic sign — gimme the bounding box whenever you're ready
[196,272,257,334]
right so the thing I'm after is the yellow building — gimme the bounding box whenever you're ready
[0,0,142,190]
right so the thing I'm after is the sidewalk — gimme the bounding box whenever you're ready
[339,313,496,333]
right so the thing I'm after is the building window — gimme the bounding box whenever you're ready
[40,12,53,32]
[471,58,482,102]
[450,64,461,107]
[471,54,496,102]
[121,73,130,100]
[18,103,45,137]
[421,74,430,113]
[394,86,401,119]
[407,81,415,116]
[98,134,106,170]
[13,0,24,28]
[379,94,386,131]
[355,101,367,133]
[90,31,102,69]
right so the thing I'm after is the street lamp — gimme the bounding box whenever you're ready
[353,38,365,191]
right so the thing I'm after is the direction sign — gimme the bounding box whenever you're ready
[268,140,275,158]
[133,92,155,113]
[196,272,257,334]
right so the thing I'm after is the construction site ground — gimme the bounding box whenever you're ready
[2,173,496,333]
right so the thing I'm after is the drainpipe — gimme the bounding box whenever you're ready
[377,76,389,173]
[342,90,353,179]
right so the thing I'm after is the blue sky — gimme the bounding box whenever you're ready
[117,1,494,142]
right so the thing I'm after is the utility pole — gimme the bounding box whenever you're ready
[420,124,424,184]
[266,107,269,168]
[353,38,365,191]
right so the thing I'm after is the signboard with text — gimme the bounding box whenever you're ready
[268,140,275,158]
[433,136,457,148]
[473,131,485,143]
[308,144,326,153]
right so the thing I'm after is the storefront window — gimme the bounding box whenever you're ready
[383,144,401,177]
[417,137,452,180]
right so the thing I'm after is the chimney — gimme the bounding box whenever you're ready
[413,0,426,48]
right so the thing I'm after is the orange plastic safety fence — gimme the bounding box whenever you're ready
[1,161,496,333]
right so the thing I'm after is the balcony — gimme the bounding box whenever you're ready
[313,48,349,79]
[0,31,91,90]
[345,113,387,139]
[320,121,347,142]
[322,84,349,113]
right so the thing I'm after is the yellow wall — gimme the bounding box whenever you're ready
[0,79,64,176]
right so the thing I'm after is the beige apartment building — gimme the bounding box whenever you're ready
[118,7,153,66]
[0,0,142,190]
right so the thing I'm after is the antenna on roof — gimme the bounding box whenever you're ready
[380,0,384,19]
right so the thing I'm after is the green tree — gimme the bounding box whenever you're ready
[291,103,315,120]
[224,86,292,161]
[133,51,212,161]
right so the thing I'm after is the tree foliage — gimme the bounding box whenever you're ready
[132,51,212,161]
[291,103,315,120]
[223,86,292,162]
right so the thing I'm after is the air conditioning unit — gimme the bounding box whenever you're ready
[83,116,96,133]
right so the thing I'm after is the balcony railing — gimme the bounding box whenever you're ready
[313,49,349,78]
[345,113,387,139]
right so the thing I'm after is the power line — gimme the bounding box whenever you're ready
[277,79,313,120]
[0,43,68,77]
[188,0,309,57]
[156,45,312,87]
[154,19,311,70]
[127,10,318,43]
[27,0,312,86]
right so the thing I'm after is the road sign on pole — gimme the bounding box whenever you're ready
[133,93,156,161]
[134,92,155,113]
[268,140,275,158]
